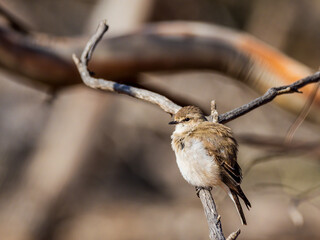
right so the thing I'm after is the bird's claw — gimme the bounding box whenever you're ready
[195,186,212,197]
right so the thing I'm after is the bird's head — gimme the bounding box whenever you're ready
[169,106,207,126]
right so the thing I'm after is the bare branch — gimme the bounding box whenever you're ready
[2,19,319,123]
[133,81,198,109]
[198,100,240,240]
[74,20,320,123]
[73,20,235,240]
[210,100,219,123]
[198,189,226,240]
[73,19,320,240]
[81,20,109,65]
[72,21,180,115]
[74,19,320,123]
[199,101,231,239]
[218,71,320,123]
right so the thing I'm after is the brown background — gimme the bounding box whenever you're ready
[0,0,319,239]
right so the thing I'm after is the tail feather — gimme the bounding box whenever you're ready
[221,182,251,225]
[230,190,247,225]
[236,186,251,210]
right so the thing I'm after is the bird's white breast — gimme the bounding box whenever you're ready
[171,135,220,187]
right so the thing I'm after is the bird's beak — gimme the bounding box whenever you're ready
[169,120,178,125]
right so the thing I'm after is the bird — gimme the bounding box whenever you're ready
[169,105,251,225]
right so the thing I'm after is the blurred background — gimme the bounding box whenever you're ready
[0,0,319,239]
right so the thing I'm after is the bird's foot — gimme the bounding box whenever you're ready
[195,186,212,198]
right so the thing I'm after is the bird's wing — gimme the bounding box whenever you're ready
[191,122,242,185]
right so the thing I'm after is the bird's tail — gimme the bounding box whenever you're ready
[228,187,251,225]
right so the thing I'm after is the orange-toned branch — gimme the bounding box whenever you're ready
[1,19,319,122]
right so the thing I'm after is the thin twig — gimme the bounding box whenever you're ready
[204,103,240,240]
[218,72,320,123]
[226,229,241,240]
[73,20,180,116]
[210,100,219,123]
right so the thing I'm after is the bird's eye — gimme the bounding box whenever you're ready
[183,118,190,122]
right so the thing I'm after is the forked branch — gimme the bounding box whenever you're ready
[73,20,320,240]
[73,21,320,121]
[72,20,180,115]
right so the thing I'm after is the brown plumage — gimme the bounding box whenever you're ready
[170,106,251,225]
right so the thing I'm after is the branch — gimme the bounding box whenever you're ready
[198,189,225,240]
[72,20,180,115]
[218,71,320,123]
[73,20,320,123]
[198,102,240,240]
[73,20,236,240]
[3,18,320,122]
[73,19,320,240]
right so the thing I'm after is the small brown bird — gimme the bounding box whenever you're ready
[170,106,251,225]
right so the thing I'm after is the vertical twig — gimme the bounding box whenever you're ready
[198,189,226,240]
[196,101,240,240]
[210,100,219,123]
[74,20,242,240]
